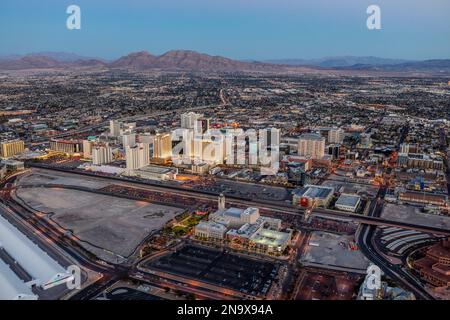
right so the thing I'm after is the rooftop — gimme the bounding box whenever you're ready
[294,185,334,199]
[250,228,291,248]
[135,165,174,174]
[335,194,362,207]
[299,133,325,141]
[0,214,71,289]
[0,259,37,300]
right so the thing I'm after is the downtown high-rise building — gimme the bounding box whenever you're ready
[125,143,150,171]
[50,139,83,155]
[298,133,325,159]
[82,140,93,159]
[122,133,136,149]
[109,120,122,137]
[0,139,25,158]
[328,128,344,144]
[181,112,203,130]
[92,143,113,165]
[359,133,372,148]
[153,133,172,160]
[196,117,210,134]
[400,143,419,154]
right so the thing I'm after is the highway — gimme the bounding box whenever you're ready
[356,224,434,300]
[355,185,435,300]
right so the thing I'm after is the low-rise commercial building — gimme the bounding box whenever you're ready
[399,191,448,207]
[194,221,228,241]
[335,194,362,212]
[1,159,25,172]
[132,164,178,181]
[292,185,334,208]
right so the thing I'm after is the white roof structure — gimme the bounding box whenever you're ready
[0,214,72,290]
[250,229,291,249]
[0,260,37,300]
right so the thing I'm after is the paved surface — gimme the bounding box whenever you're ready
[300,231,370,271]
[382,203,450,230]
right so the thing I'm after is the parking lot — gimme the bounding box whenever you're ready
[191,179,290,202]
[146,245,279,297]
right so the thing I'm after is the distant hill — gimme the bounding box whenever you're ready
[0,52,107,70]
[0,51,449,74]
[27,51,105,62]
[265,56,413,68]
[343,59,450,73]
[109,51,157,69]
[0,51,106,62]
[0,55,61,70]
[110,50,277,72]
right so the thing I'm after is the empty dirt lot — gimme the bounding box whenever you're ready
[15,186,183,262]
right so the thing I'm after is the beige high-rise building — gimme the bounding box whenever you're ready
[109,120,121,137]
[92,144,113,165]
[50,139,83,155]
[122,133,136,148]
[181,112,202,129]
[82,140,93,159]
[125,143,150,171]
[0,140,25,158]
[328,128,344,144]
[196,117,210,134]
[298,133,325,159]
[201,138,225,163]
[153,133,172,159]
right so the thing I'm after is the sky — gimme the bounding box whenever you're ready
[0,0,449,60]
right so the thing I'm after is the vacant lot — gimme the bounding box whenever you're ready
[382,203,450,230]
[16,187,183,261]
[300,231,369,271]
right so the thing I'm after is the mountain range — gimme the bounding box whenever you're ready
[264,56,413,68]
[109,50,276,71]
[1,51,449,74]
